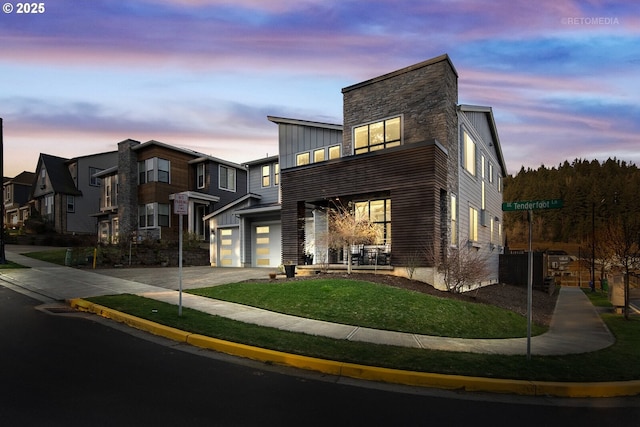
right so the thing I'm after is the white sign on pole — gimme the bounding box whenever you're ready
[173,192,188,316]
[174,192,189,215]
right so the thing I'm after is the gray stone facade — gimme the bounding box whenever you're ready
[117,139,140,238]
[342,54,459,196]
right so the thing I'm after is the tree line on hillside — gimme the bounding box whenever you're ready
[503,158,640,246]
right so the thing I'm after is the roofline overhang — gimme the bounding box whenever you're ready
[203,193,263,220]
[267,116,342,131]
[342,54,458,94]
[169,191,220,203]
[458,104,508,177]
[235,205,281,216]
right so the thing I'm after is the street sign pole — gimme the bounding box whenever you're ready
[173,192,189,317]
[527,210,533,361]
[502,198,563,361]
[178,214,183,317]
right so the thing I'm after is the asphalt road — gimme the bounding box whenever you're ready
[1,285,639,426]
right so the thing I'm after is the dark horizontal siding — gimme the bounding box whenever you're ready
[281,141,448,265]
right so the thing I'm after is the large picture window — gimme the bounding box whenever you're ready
[353,117,401,155]
[354,199,391,244]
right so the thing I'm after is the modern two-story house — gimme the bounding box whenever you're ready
[93,139,247,244]
[277,54,506,289]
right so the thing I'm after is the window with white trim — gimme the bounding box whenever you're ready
[138,203,170,228]
[451,194,457,246]
[66,195,75,213]
[89,167,102,186]
[138,158,171,184]
[262,164,270,187]
[219,165,236,191]
[469,206,479,242]
[463,131,476,176]
[296,152,310,166]
[313,148,325,163]
[197,163,205,189]
[328,145,340,160]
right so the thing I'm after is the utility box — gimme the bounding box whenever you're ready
[608,274,625,311]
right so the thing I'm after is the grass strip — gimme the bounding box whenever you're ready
[86,294,640,382]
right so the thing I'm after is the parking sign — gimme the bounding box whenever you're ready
[173,192,188,215]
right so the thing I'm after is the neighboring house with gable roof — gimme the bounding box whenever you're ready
[3,171,36,230]
[30,151,117,235]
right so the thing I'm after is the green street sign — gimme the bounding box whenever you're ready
[502,199,563,212]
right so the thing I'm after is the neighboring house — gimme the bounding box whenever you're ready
[3,171,35,229]
[93,139,247,244]
[31,151,117,235]
[205,155,282,267]
[277,54,506,289]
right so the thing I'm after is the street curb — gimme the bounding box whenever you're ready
[68,298,640,398]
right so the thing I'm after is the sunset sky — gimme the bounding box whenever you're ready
[1,0,638,177]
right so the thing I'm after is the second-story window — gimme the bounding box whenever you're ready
[328,145,341,160]
[89,167,103,186]
[313,148,325,163]
[138,158,171,184]
[219,165,236,191]
[353,116,401,155]
[262,164,270,187]
[197,163,205,189]
[296,152,310,166]
[103,175,118,209]
[274,163,279,186]
[66,195,75,213]
[463,131,476,176]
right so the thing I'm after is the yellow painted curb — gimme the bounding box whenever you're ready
[187,334,345,376]
[68,299,640,398]
[69,298,190,343]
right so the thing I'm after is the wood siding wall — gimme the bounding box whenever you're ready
[281,141,448,266]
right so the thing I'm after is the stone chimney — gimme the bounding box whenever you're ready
[117,139,140,239]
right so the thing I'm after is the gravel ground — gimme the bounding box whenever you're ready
[267,273,559,327]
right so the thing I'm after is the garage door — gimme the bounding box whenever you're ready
[253,223,281,267]
[217,227,239,267]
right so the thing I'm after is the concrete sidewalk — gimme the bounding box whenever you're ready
[0,245,615,356]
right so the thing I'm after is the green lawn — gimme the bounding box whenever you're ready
[89,282,640,381]
[187,279,546,338]
[87,293,640,382]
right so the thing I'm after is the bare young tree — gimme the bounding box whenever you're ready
[324,201,378,274]
[437,243,491,293]
[606,216,640,320]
